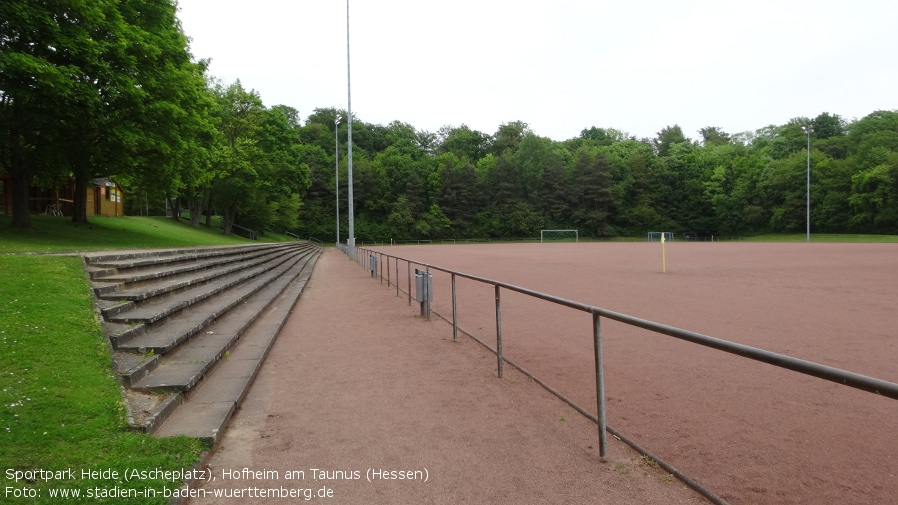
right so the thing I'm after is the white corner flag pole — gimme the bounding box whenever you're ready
[661,234,667,273]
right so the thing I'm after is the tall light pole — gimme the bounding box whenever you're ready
[803,124,813,243]
[345,0,355,260]
[335,116,341,249]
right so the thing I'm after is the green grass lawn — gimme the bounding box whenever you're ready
[0,256,206,504]
[738,233,898,243]
[0,215,300,503]
[0,214,294,254]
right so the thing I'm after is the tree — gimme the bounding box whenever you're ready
[492,121,530,156]
[435,153,481,233]
[570,147,616,236]
[1,0,121,228]
[812,112,845,140]
[653,125,688,157]
[437,124,492,162]
[699,126,731,147]
[849,163,898,232]
[514,134,566,205]
[0,0,212,228]
[849,110,898,142]
[209,80,267,234]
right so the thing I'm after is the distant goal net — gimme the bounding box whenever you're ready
[541,229,579,243]
[646,231,675,242]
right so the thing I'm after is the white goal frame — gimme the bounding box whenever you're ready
[540,229,579,243]
[646,231,675,242]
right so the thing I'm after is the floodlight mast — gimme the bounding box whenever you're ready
[803,124,813,243]
[335,116,341,249]
[345,0,355,260]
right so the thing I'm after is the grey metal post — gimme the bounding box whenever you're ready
[495,285,503,378]
[387,253,391,287]
[451,273,458,342]
[424,266,431,320]
[396,258,400,297]
[592,312,608,459]
[335,116,340,248]
[345,0,355,260]
[803,124,813,243]
[407,262,412,305]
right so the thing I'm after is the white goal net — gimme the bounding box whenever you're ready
[541,229,579,243]
[646,231,675,242]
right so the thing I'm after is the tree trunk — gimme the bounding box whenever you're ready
[188,194,202,227]
[10,169,33,229]
[204,187,214,227]
[169,196,181,221]
[222,206,236,235]
[71,175,89,224]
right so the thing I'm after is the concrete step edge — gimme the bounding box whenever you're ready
[104,252,300,325]
[85,243,287,266]
[113,250,314,352]
[129,254,312,392]
[152,251,319,441]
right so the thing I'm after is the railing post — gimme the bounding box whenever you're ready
[592,312,608,460]
[451,273,458,342]
[495,285,503,378]
[379,253,383,283]
[407,261,412,306]
[387,254,391,287]
[396,258,400,297]
[424,266,431,320]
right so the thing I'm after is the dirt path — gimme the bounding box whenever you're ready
[189,248,704,504]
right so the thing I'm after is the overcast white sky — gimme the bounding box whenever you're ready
[177,0,898,142]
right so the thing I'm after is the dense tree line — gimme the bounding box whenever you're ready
[298,110,898,241]
[3,3,896,239]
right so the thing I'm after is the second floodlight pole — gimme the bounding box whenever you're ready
[346,0,355,260]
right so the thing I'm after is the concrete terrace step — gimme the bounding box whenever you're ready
[131,253,317,395]
[154,254,318,442]
[84,243,288,276]
[100,246,317,347]
[84,241,322,438]
[102,249,303,324]
[116,247,315,356]
[96,245,297,294]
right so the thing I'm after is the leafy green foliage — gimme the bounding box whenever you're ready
[293,108,898,241]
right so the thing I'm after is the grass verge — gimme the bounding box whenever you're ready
[0,256,207,504]
[742,233,898,242]
[0,215,294,254]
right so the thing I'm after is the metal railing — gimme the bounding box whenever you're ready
[351,245,898,505]
[308,236,323,247]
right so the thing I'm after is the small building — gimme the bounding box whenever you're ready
[0,174,124,217]
[88,178,125,217]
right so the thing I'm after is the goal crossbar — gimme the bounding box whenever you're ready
[646,231,675,242]
[541,229,579,243]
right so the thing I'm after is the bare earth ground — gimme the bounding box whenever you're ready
[190,248,703,504]
[358,242,898,505]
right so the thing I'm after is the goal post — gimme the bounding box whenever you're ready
[646,231,674,242]
[540,229,579,243]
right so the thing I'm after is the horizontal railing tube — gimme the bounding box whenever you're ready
[350,245,898,505]
[354,248,898,401]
